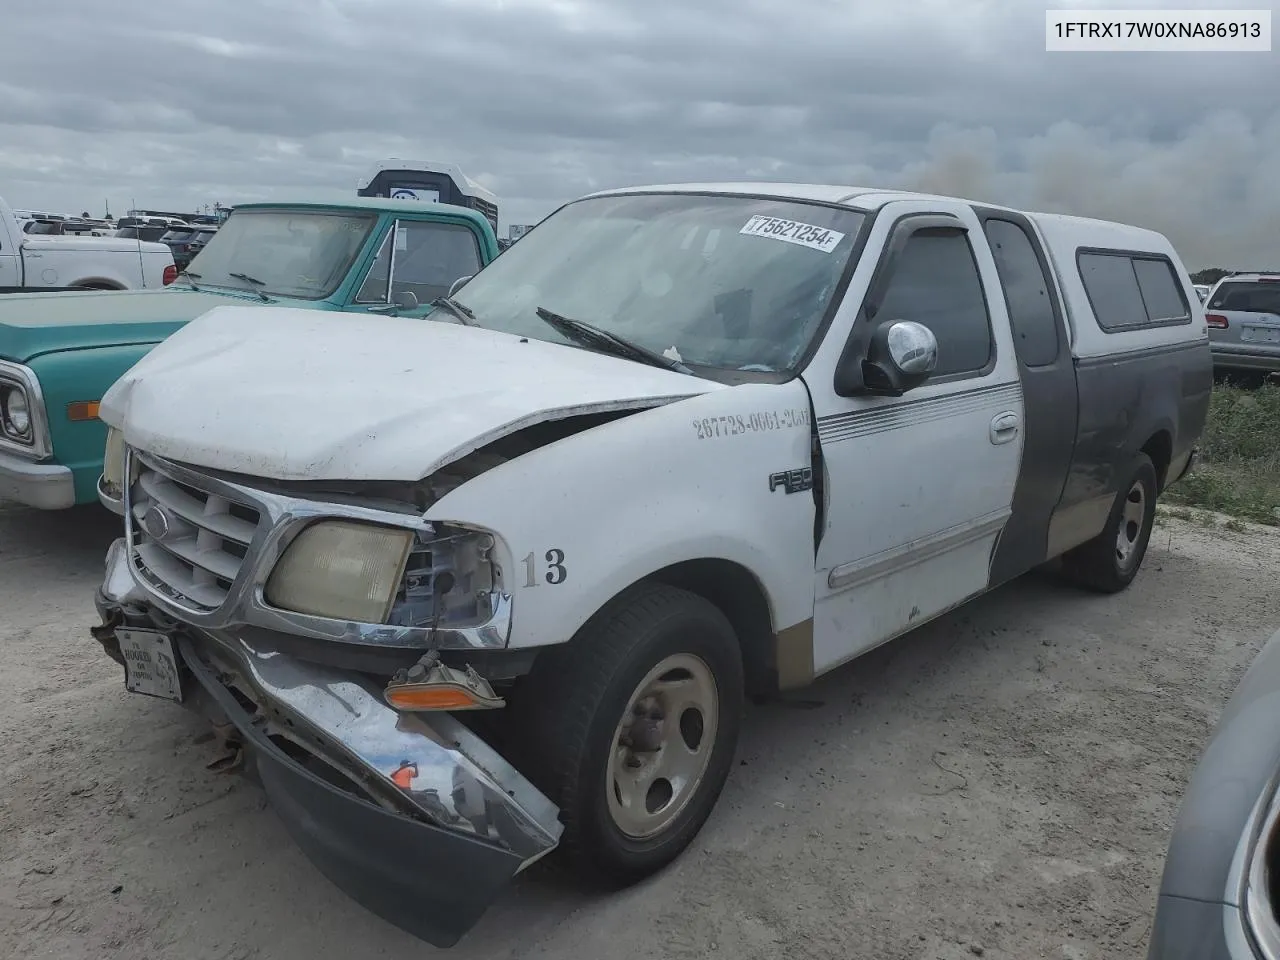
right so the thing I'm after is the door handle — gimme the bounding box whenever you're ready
[989,411,1020,445]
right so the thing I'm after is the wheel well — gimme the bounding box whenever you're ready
[74,280,124,290]
[647,559,776,697]
[1141,430,1173,492]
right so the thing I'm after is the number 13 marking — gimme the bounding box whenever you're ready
[523,549,567,586]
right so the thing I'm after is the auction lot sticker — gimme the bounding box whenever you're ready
[740,216,845,253]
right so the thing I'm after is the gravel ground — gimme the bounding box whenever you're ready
[2,500,1279,960]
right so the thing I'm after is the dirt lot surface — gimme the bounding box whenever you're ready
[3,501,1279,960]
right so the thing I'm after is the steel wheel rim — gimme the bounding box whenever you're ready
[605,652,719,840]
[1115,480,1147,567]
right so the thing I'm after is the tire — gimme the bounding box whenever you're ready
[507,582,744,886]
[1061,453,1158,594]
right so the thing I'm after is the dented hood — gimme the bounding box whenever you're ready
[101,305,720,481]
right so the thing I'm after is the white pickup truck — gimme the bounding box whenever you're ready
[93,181,1212,947]
[0,195,175,291]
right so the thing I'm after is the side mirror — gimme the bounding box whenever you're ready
[448,275,472,298]
[860,320,938,396]
[367,289,419,315]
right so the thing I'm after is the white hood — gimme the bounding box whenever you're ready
[101,305,721,481]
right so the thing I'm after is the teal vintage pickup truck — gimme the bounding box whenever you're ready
[0,196,499,509]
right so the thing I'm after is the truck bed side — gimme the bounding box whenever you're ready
[1028,213,1213,557]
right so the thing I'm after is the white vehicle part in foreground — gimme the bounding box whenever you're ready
[98,305,721,481]
[98,305,819,658]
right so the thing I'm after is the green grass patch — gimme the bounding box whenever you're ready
[1164,381,1280,526]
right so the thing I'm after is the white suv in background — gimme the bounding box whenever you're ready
[1204,273,1280,379]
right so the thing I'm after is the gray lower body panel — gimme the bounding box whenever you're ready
[1147,895,1252,960]
[1211,342,1280,373]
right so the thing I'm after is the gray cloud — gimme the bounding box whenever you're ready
[1,0,1276,267]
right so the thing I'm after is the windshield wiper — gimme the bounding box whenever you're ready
[228,271,271,302]
[534,306,693,375]
[429,296,477,326]
[178,270,201,291]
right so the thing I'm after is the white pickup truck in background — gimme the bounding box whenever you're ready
[0,195,176,291]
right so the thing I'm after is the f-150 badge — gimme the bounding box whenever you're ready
[768,468,813,495]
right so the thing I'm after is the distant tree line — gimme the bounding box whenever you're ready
[1191,268,1232,284]
[1191,267,1280,284]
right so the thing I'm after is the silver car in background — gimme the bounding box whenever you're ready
[1148,626,1280,959]
[1205,273,1280,378]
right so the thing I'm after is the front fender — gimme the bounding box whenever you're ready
[426,380,818,650]
[29,342,161,502]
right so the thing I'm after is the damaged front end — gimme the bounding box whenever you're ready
[92,448,562,947]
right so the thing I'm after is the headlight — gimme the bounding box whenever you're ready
[265,520,415,623]
[388,527,498,627]
[0,384,32,441]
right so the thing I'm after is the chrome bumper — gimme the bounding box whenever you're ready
[95,537,562,945]
[0,449,75,510]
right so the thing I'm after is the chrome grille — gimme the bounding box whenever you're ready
[127,455,263,611]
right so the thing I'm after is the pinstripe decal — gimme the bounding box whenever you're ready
[817,381,1023,445]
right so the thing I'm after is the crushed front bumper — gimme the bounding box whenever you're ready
[94,538,562,947]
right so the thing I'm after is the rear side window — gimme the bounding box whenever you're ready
[1208,281,1280,315]
[1077,250,1190,332]
[984,219,1060,366]
[1132,258,1190,323]
[875,229,993,377]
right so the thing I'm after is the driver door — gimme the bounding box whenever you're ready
[805,203,1024,677]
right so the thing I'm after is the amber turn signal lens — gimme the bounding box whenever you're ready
[66,401,101,421]
[384,684,482,711]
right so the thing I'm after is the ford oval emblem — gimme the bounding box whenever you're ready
[141,504,172,541]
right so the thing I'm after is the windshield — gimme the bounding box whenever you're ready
[185,209,376,299]
[449,193,865,377]
[161,229,197,243]
[1208,281,1280,315]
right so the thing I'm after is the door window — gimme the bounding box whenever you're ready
[875,229,994,377]
[984,219,1060,366]
[357,221,482,305]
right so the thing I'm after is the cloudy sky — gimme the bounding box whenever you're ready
[2,0,1276,268]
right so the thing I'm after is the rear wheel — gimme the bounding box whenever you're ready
[508,583,744,885]
[1061,452,1158,593]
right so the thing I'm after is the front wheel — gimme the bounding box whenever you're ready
[508,583,744,886]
